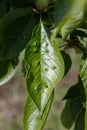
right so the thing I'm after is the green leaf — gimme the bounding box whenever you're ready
[9,0,29,8]
[79,54,87,130]
[77,36,87,52]
[56,0,87,39]
[23,91,54,130]
[25,22,64,110]
[0,59,18,86]
[54,0,73,25]
[70,98,83,119]
[74,109,85,130]
[0,8,37,60]
[79,54,87,101]
[72,21,87,37]
[63,84,80,100]
[63,76,85,111]
[0,8,32,28]
[61,98,83,129]
[61,51,72,76]
[0,0,7,17]
[78,77,86,103]
[62,0,87,39]
[61,100,74,129]
[71,21,87,52]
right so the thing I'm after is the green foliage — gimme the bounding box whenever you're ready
[0,0,7,17]
[0,59,18,86]
[74,109,85,130]
[24,91,54,130]
[25,23,64,111]
[61,100,74,129]
[63,84,79,100]
[0,0,87,130]
[61,51,72,76]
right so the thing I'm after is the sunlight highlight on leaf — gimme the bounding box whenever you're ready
[25,22,64,111]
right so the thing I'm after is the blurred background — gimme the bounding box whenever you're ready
[0,47,82,130]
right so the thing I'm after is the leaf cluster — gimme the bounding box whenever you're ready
[0,0,87,130]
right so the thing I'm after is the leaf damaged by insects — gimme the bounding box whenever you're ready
[25,22,64,111]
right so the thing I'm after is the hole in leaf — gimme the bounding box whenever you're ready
[52,66,57,70]
[45,85,48,88]
[44,68,48,72]
[45,43,48,47]
[46,50,49,53]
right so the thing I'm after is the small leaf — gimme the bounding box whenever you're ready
[74,108,85,130]
[55,0,87,39]
[79,54,87,130]
[78,36,87,52]
[61,0,87,39]
[0,59,18,86]
[23,91,54,130]
[25,22,64,110]
[0,8,37,60]
[54,0,73,25]
[63,84,80,100]
[0,8,33,28]
[73,28,87,37]
[78,77,86,103]
[79,54,87,101]
[61,98,83,129]
[61,100,74,129]
[72,21,87,37]
[70,98,83,119]
[61,51,72,76]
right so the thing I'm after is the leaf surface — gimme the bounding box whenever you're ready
[61,51,72,76]
[63,84,80,100]
[55,0,73,25]
[0,0,7,17]
[79,54,87,130]
[61,98,83,129]
[61,0,87,39]
[23,91,54,130]
[0,59,18,86]
[55,0,87,39]
[74,109,85,130]
[0,8,37,60]
[9,0,29,8]
[61,100,74,129]
[25,22,64,110]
